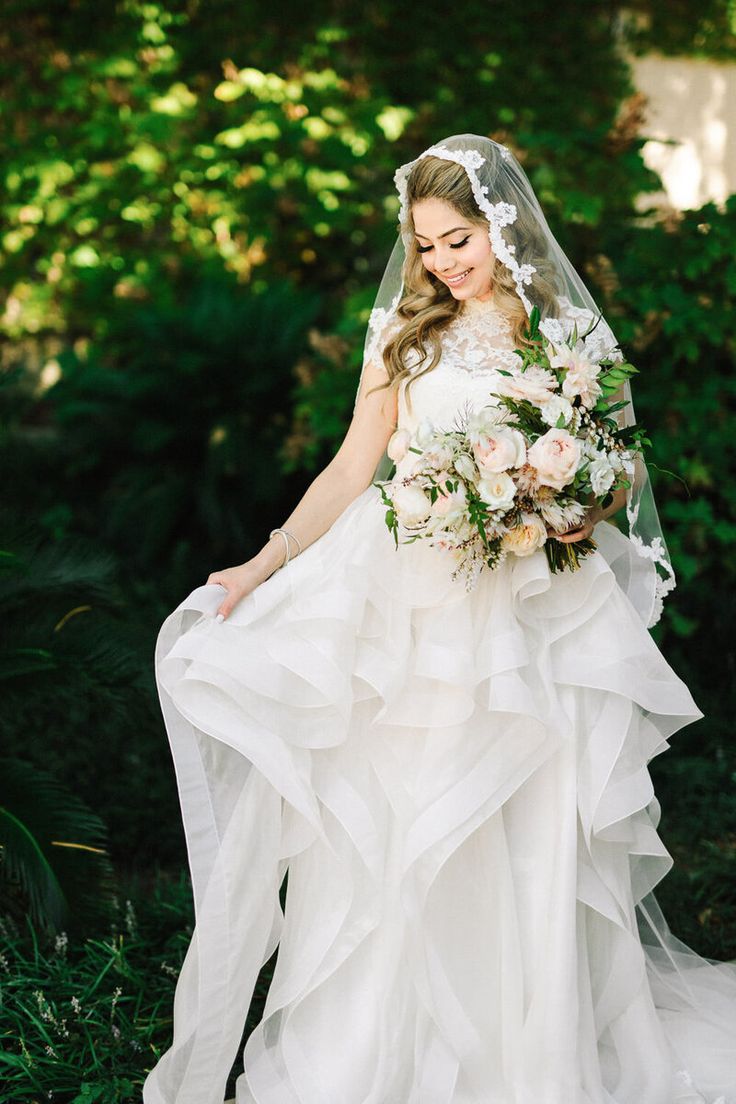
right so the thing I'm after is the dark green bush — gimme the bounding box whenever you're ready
[0,512,182,872]
[0,757,117,940]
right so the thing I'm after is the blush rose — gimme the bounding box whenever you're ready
[472,425,527,475]
[526,428,582,491]
[501,512,548,556]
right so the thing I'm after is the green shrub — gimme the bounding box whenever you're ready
[0,512,182,871]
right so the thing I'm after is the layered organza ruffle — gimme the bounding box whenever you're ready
[143,485,736,1104]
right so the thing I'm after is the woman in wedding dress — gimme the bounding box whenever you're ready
[143,135,736,1104]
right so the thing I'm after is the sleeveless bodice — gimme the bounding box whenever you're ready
[396,296,519,439]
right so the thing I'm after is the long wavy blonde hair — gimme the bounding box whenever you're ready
[369,152,561,413]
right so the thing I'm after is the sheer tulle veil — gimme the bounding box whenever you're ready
[353,133,676,630]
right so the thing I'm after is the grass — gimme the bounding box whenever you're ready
[0,867,193,1103]
[0,864,280,1104]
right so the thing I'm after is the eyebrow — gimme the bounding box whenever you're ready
[414,226,470,240]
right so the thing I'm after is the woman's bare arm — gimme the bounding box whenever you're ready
[592,484,627,524]
[208,357,398,618]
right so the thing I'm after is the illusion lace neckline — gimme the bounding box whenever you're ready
[459,295,501,316]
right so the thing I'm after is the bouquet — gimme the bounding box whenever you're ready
[375,305,650,591]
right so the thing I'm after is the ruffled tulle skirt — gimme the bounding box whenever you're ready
[142,484,736,1104]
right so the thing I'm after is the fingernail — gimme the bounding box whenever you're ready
[216,613,224,623]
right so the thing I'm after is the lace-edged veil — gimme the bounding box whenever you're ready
[352,133,676,629]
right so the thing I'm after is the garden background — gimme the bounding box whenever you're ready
[1,0,735,1099]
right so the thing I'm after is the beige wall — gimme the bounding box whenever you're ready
[626,52,736,211]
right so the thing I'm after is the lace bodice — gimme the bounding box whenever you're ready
[395,296,519,441]
[375,294,618,447]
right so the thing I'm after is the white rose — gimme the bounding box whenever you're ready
[387,428,411,462]
[472,425,527,475]
[539,394,574,428]
[477,471,517,511]
[526,428,582,491]
[501,511,548,557]
[392,483,432,526]
[493,365,558,404]
[588,456,616,496]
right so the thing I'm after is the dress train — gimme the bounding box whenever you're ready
[143,483,736,1104]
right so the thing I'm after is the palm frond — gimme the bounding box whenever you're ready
[0,757,118,936]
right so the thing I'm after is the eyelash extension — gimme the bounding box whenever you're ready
[416,235,471,254]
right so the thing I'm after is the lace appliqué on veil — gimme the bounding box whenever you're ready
[540,295,625,366]
[627,523,677,626]
[364,290,403,369]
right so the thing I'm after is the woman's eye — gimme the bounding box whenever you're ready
[417,235,470,254]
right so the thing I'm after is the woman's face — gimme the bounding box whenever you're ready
[411,198,495,301]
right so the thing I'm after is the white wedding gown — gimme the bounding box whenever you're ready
[144,296,736,1104]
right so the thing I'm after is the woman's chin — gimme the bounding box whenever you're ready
[446,283,475,298]
[452,289,479,301]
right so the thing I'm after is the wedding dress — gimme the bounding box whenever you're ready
[144,291,736,1104]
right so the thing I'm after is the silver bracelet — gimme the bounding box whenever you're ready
[269,527,302,568]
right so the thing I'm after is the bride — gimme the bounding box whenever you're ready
[143,134,736,1104]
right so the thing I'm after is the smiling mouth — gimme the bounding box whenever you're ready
[444,268,472,285]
